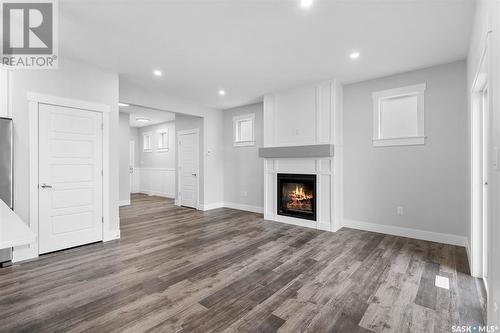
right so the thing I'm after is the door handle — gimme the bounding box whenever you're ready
[192,173,197,176]
[40,183,53,189]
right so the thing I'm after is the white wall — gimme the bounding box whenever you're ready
[343,61,468,244]
[10,58,120,245]
[263,81,342,147]
[223,103,264,210]
[119,78,211,117]
[119,112,130,204]
[468,0,500,325]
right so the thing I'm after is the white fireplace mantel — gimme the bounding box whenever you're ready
[262,80,343,232]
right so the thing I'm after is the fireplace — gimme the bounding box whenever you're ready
[277,173,316,221]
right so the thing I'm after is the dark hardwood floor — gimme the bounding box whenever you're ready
[0,194,485,332]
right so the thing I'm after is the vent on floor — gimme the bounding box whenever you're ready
[435,275,450,290]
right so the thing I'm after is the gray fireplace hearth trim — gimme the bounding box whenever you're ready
[258,144,335,158]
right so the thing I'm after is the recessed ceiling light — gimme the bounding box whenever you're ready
[218,89,226,96]
[300,0,313,8]
[118,102,130,107]
[350,51,360,60]
[153,70,162,77]
[136,118,150,123]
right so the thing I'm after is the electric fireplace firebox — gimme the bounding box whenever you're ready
[277,173,316,221]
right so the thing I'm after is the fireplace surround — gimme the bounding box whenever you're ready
[277,173,316,221]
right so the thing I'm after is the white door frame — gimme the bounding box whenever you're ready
[129,140,135,194]
[13,93,111,262]
[470,31,491,279]
[176,128,200,209]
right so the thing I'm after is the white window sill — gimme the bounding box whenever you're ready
[234,141,255,147]
[373,136,425,147]
[157,148,169,152]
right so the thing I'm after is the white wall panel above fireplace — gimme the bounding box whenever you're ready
[263,80,342,147]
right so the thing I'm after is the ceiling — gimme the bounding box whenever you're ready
[60,0,475,110]
[122,105,176,128]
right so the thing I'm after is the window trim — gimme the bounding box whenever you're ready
[143,132,152,152]
[372,83,426,147]
[157,128,169,152]
[233,113,255,147]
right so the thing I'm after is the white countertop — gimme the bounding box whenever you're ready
[0,199,36,249]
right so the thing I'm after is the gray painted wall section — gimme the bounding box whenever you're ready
[119,113,130,203]
[223,103,264,208]
[343,60,468,237]
[135,121,176,169]
[130,127,140,167]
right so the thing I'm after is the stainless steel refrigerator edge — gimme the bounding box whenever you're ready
[0,117,13,264]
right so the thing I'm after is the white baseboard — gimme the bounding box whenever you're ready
[196,201,264,214]
[118,199,130,207]
[465,239,473,276]
[199,202,225,211]
[103,229,121,242]
[223,202,263,214]
[343,219,468,247]
[12,244,38,263]
[317,222,332,232]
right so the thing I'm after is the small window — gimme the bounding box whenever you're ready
[373,83,426,147]
[143,132,152,151]
[233,114,255,147]
[158,129,169,151]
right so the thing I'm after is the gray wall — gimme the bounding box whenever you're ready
[130,127,140,167]
[175,114,204,203]
[223,103,264,208]
[135,121,176,169]
[119,113,130,203]
[343,60,468,237]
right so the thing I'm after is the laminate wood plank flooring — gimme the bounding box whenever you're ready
[0,194,485,332]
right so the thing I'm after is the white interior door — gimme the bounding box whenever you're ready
[129,141,135,194]
[178,131,198,209]
[38,104,103,254]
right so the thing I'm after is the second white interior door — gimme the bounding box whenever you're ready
[38,104,103,254]
[178,131,198,209]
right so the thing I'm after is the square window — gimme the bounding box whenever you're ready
[380,95,418,139]
[373,83,426,147]
[158,129,169,151]
[233,114,255,147]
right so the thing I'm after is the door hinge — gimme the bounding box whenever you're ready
[101,169,103,176]
[102,217,104,223]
